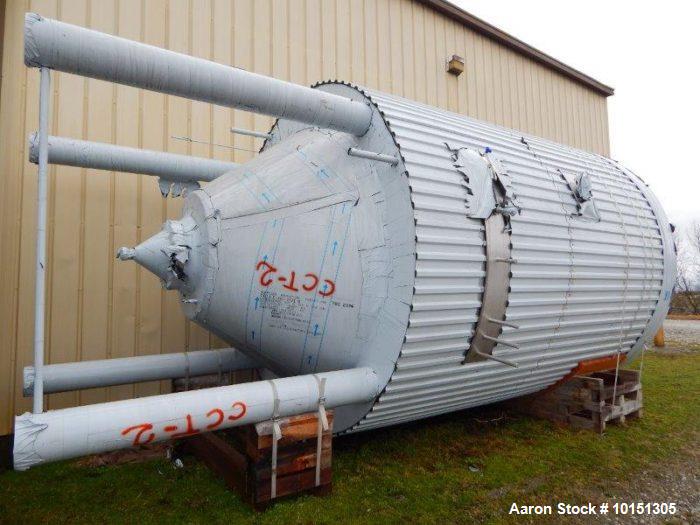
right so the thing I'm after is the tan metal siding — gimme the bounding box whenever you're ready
[0,0,611,434]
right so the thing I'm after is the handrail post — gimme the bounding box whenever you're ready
[33,66,51,413]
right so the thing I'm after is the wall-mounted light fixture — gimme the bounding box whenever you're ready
[447,54,465,76]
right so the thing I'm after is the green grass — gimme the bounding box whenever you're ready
[1,351,698,525]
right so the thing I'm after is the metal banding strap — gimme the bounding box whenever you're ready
[267,380,282,499]
[312,375,329,487]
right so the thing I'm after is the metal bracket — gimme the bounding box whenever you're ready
[485,153,521,223]
[463,212,517,365]
[559,169,600,222]
[157,177,200,198]
[445,144,521,221]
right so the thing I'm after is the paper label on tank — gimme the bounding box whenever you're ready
[260,291,355,336]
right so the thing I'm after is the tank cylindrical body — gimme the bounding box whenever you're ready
[133,83,675,433]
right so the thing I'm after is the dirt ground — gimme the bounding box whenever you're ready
[591,444,700,524]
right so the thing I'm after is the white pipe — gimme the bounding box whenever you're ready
[347,147,399,165]
[230,127,272,140]
[24,13,372,136]
[13,367,380,470]
[28,134,237,183]
[23,348,258,396]
[33,67,50,414]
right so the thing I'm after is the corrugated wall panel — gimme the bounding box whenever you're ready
[0,0,611,434]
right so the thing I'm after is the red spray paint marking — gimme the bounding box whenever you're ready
[302,273,319,291]
[205,408,224,430]
[256,261,277,286]
[319,279,335,297]
[120,401,248,447]
[228,402,247,421]
[170,414,201,438]
[280,271,300,291]
[121,423,155,446]
[255,261,336,297]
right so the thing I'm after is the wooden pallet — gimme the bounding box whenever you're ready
[514,369,642,434]
[181,411,333,510]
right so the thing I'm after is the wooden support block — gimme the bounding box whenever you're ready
[183,432,248,494]
[182,410,334,510]
[513,370,643,434]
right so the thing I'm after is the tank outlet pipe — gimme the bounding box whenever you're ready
[24,13,373,136]
[347,147,399,166]
[13,367,380,470]
[23,348,258,396]
[28,133,237,183]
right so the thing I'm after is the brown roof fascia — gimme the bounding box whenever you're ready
[419,0,615,96]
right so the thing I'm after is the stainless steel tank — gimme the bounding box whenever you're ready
[15,14,675,470]
[126,82,675,433]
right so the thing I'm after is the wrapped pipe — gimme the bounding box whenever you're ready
[23,347,258,396]
[29,134,237,183]
[13,367,380,470]
[24,13,372,136]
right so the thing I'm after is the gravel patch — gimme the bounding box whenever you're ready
[662,320,700,346]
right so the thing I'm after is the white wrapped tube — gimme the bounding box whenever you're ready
[29,133,237,183]
[24,13,372,136]
[13,367,380,470]
[23,347,258,396]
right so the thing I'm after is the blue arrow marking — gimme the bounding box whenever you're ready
[322,283,328,294]
[332,240,338,255]
[251,330,255,340]
[307,355,313,365]
[254,297,259,310]
[313,324,319,336]
[263,254,268,261]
